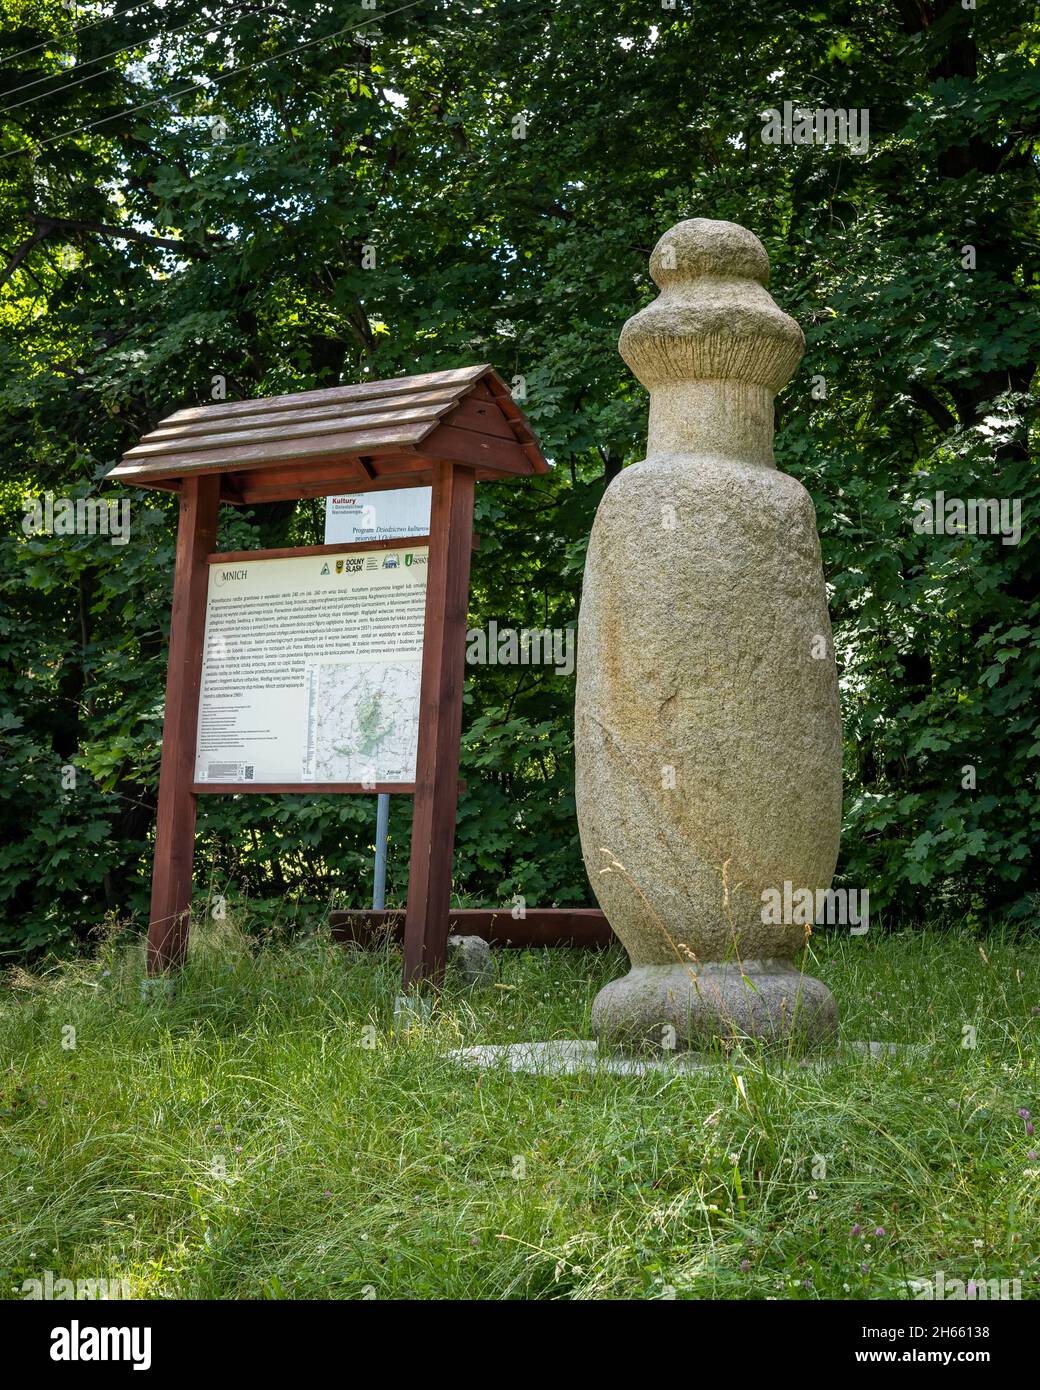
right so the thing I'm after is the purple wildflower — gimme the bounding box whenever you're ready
[851,1223,862,1237]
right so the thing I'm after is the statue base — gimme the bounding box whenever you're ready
[591,959,838,1053]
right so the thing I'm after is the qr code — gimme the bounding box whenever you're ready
[244,765,254,781]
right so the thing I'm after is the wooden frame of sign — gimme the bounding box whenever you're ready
[107,365,602,987]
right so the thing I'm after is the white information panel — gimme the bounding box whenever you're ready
[324,488,432,544]
[194,546,428,786]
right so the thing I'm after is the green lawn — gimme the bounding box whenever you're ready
[1,919,1037,1299]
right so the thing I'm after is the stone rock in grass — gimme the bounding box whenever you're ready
[139,976,176,1003]
[447,934,494,987]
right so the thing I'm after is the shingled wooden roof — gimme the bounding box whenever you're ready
[106,365,548,504]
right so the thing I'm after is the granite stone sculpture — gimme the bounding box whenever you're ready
[575,218,843,1050]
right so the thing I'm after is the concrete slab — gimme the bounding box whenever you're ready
[444,1039,928,1076]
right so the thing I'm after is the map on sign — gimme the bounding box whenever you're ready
[304,660,423,784]
[194,546,428,786]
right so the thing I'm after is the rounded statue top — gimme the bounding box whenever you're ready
[619,218,805,395]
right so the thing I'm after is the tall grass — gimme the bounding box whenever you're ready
[1,916,1037,1299]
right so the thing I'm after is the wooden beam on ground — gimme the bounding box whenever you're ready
[331,909,614,950]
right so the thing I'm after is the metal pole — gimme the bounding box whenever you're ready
[372,792,390,910]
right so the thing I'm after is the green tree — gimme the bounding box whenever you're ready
[1,0,1037,954]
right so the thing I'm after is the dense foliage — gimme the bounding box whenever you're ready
[1,0,1037,954]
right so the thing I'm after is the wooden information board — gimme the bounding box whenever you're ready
[107,365,551,985]
[194,543,428,791]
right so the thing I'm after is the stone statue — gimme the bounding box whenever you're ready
[575,218,843,1050]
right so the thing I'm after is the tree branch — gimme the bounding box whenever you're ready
[31,213,217,258]
[0,226,49,290]
[906,381,958,433]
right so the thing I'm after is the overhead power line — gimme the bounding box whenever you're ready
[0,0,168,69]
[0,0,554,164]
[0,3,301,117]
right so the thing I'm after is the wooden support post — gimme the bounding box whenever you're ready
[403,461,476,986]
[147,475,220,974]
